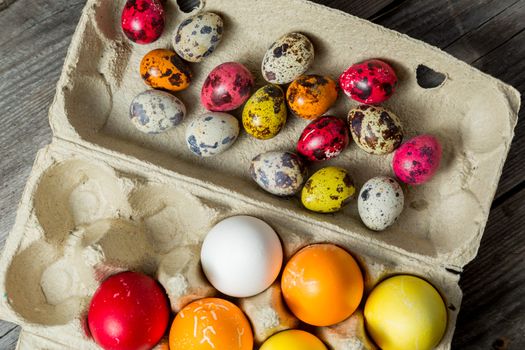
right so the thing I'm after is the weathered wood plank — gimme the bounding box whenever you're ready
[310,0,398,19]
[453,187,525,349]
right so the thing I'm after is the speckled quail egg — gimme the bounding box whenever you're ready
[301,167,355,213]
[348,105,403,155]
[262,32,315,85]
[186,112,239,157]
[358,176,404,231]
[129,90,186,134]
[243,85,287,140]
[172,12,224,63]
[250,151,307,196]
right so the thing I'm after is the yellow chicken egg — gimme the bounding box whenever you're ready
[364,275,447,350]
[260,330,327,350]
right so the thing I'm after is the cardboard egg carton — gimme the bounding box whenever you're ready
[0,0,520,348]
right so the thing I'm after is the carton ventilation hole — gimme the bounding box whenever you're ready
[176,0,202,13]
[416,64,447,89]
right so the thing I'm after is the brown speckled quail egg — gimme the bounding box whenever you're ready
[186,112,239,157]
[262,32,315,85]
[250,151,307,196]
[348,105,403,155]
[173,12,224,63]
[130,90,186,134]
[358,176,404,231]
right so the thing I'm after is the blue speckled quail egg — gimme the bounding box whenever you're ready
[173,12,224,63]
[262,32,315,85]
[250,151,307,196]
[358,176,404,231]
[130,90,186,134]
[186,112,239,157]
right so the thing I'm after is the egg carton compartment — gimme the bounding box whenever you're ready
[0,142,461,349]
[47,0,520,270]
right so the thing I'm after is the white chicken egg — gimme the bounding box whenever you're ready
[200,215,283,298]
[358,176,404,231]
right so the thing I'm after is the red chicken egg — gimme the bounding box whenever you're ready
[88,271,170,350]
[121,0,165,44]
[297,116,349,161]
[339,59,397,104]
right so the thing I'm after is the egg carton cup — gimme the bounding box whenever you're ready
[0,0,520,349]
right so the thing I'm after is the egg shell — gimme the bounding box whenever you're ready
[281,244,364,326]
[339,59,397,104]
[169,298,254,350]
[364,275,447,350]
[201,62,255,111]
[185,112,239,157]
[140,49,192,92]
[173,12,224,62]
[287,75,338,120]
[392,134,442,185]
[87,271,170,350]
[242,85,287,140]
[358,176,404,231]
[200,216,283,298]
[262,33,315,85]
[121,0,164,44]
[129,90,186,134]
[301,167,355,213]
[260,330,327,350]
[250,151,307,196]
[348,105,403,155]
[297,116,349,161]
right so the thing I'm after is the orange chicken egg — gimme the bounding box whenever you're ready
[169,298,253,350]
[281,244,364,326]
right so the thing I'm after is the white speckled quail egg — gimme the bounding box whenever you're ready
[130,90,186,134]
[173,12,223,63]
[358,176,404,231]
[186,112,239,157]
[348,105,403,155]
[262,32,315,85]
[250,151,307,196]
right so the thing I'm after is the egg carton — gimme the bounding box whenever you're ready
[0,0,520,349]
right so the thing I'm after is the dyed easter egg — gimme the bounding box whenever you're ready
[339,59,397,104]
[364,275,447,350]
[348,105,403,155]
[186,112,239,157]
[301,167,355,213]
[140,49,192,92]
[260,330,327,350]
[169,298,254,350]
[358,176,404,231]
[281,244,364,326]
[88,271,170,350]
[262,33,315,85]
[201,216,283,298]
[392,135,442,185]
[250,151,307,196]
[121,0,165,44]
[297,116,349,161]
[129,90,186,134]
[201,62,254,111]
[287,75,338,120]
[242,85,287,140]
[173,12,224,62]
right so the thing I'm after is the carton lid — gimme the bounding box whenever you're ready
[48,0,520,270]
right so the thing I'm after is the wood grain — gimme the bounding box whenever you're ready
[0,0,523,349]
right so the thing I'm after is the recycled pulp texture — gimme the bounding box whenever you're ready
[0,0,520,349]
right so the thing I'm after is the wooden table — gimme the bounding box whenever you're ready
[0,0,523,348]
